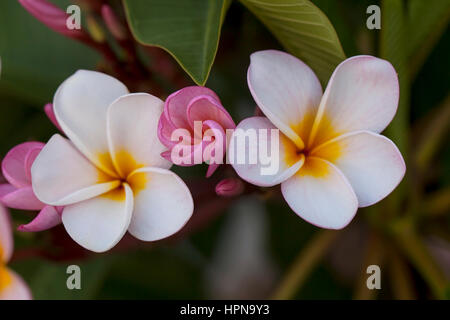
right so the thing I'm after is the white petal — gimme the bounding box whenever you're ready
[0,206,13,263]
[309,56,399,146]
[248,50,323,148]
[54,70,129,176]
[0,268,32,300]
[311,131,405,207]
[31,134,120,206]
[107,93,171,178]
[229,117,304,187]
[62,183,133,253]
[127,167,193,241]
[281,157,358,229]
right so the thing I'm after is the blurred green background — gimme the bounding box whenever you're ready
[0,0,449,299]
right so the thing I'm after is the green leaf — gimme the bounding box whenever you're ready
[380,0,409,154]
[379,0,409,210]
[407,0,450,78]
[123,0,229,85]
[0,0,100,106]
[239,0,346,86]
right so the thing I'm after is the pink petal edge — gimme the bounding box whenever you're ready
[18,205,62,232]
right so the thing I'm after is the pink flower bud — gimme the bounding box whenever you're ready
[101,4,127,41]
[215,178,244,197]
[158,86,236,177]
[18,0,90,42]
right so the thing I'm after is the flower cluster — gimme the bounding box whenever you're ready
[0,50,405,255]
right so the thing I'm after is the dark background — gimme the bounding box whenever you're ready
[0,0,449,299]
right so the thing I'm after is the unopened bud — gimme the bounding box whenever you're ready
[18,0,89,41]
[215,178,245,197]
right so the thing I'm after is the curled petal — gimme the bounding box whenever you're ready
[18,205,62,232]
[164,130,203,167]
[158,112,178,149]
[2,142,44,188]
[0,184,16,199]
[0,186,45,211]
[202,120,227,177]
[186,95,235,130]
[160,150,173,163]
[24,145,43,182]
[164,86,220,129]
[206,163,220,178]
[44,103,62,131]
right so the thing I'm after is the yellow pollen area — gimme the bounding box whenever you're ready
[297,157,330,178]
[282,135,304,167]
[310,139,342,163]
[290,109,316,143]
[97,152,116,175]
[96,150,148,201]
[0,264,12,292]
[127,172,148,196]
[284,110,343,177]
[308,112,341,148]
[114,150,144,179]
[101,184,127,202]
[97,168,115,184]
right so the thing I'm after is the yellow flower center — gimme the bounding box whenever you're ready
[0,243,12,292]
[286,112,342,178]
[97,150,149,201]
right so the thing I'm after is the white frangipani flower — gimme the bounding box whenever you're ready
[31,70,194,252]
[232,50,406,229]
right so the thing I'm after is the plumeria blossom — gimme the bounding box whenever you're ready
[158,86,236,177]
[232,50,405,229]
[0,142,62,232]
[0,205,32,300]
[31,70,194,252]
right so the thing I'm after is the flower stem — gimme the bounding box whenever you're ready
[271,230,340,300]
[388,246,416,299]
[392,219,449,299]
